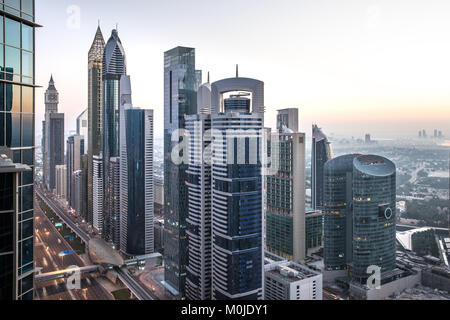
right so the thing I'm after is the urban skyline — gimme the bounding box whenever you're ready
[34,1,450,141]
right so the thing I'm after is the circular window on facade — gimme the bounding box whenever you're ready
[384,207,393,220]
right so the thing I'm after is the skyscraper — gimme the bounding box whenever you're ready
[277,108,298,133]
[102,29,126,242]
[66,134,84,210]
[351,155,396,283]
[87,25,105,227]
[107,156,120,248]
[210,76,265,300]
[55,164,67,199]
[0,0,37,300]
[163,47,199,298]
[93,154,103,234]
[311,124,333,210]
[76,108,88,154]
[266,109,306,263]
[323,154,397,284]
[43,76,64,192]
[185,80,212,300]
[119,75,154,257]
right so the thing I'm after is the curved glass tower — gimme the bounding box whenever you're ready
[323,154,360,271]
[102,29,126,243]
[352,155,396,282]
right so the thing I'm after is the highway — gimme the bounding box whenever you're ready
[116,268,155,300]
[36,186,90,243]
[34,199,112,300]
[36,185,156,300]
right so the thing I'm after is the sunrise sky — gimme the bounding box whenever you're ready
[35,0,450,141]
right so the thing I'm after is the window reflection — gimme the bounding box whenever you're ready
[21,86,32,113]
[5,18,20,48]
[22,113,32,146]
[22,51,32,78]
[22,24,33,52]
[5,112,20,147]
[5,84,19,112]
[5,46,20,75]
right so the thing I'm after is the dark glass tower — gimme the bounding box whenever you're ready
[163,47,199,298]
[311,124,332,210]
[0,0,37,300]
[323,154,360,271]
[102,29,126,243]
[351,155,396,283]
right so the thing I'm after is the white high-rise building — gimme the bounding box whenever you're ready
[93,154,103,233]
[77,109,88,155]
[55,165,67,200]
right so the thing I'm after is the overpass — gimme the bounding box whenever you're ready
[36,186,90,243]
[35,265,101,283]
[116,268,155,300]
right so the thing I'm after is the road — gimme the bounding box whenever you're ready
[34,198,113,300]
[116,268,155,300]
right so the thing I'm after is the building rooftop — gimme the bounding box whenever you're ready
[267,262,320,283]
[0,154,31,173]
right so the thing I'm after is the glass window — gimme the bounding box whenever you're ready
[21,185,32,211]
[22,24,33,52]
[0,112,4,146]
[0,17,3,44]
[21,219,33,239]
[22,50,32,77]
[21,86,32,113]
[0,44,4,69]
[5,112,20,148]
[21,148,32,165]
[4,18,20,48]
[5,0,21,11]
[5,46,20,75]
[20,238,33,266]
[0,83,3,111]
[21,170,32,185]
[0,172,14,212]
[21,113,32,146]
[5,84,19,112]
[20,274,33,295]
[21,0,34,16]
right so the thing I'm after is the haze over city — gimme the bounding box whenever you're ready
[36,0,450,140]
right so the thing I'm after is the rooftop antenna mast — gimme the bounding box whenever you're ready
[236,64,239,78]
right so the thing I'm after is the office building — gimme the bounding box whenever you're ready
[210,75,265,300]
[185,80,212,300]
[266,109,306,263]
[351,155,396,283]
[87,25,105,227]
[264,253,322,300]
[66,134,84,210]
[311,124,333,210]
[163,46,199,298]
[102,29,126,242]
[276,108,298,133]
[107,156,120,248]
[43,76,64,192]
[323,154,397,284]
[0,0,37,300]
[305,208,323,256]
[55,164,67,199]
[76,108,88,154]
[154,178,164,207]
[119,75,154,257]
[93,154,103,233]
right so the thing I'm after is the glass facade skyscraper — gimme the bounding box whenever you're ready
[163,46,199,298]
[0,0,37,300]
[311,124,333,210]
[102,29,126,243]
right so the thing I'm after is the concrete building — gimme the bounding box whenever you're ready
[154,178,164,206]
[55,164,67,199]
[276,108,298,133]
[107,156,120,248]
[264,252,322,300]
[66,134,84,210]
[305,209,324,256]
[76,109,88,155]
[266,113,306,263]
[93,154,103,234]
[311,124,332,210]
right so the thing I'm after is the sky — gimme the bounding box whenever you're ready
[35,0,450,141]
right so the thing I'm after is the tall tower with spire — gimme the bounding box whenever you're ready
[43,76,64,192]
[87,25,105,227]
[102,29,126,244]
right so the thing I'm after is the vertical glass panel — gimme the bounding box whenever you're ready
[0,112,4,146]
[0,172,14,212]
[22,24,33,52]
[21,113,32,146]
[22,51,32,77]
[21,148,32,165]
[4,18,20,48]
[5,46,20,75]
[20,237,33,265]
[5,84,19,112]
[21,86,32,113]
[5,112,20,148]
[0,212,14,253]
[0,83,3,111]
[0,44,4,69]
[21,0,34,16]
[0,16,3,44]
[5,0,20,11]
[21,185,32,211]
[21,170,32,185]
[21,219,32,239]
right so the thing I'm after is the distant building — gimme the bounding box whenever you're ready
[93,154,103,233]
[107,157,120,248]
[66,134,84,210]
[264,253,322,300]
[305,209,324,256]
[76,109,88,155]
[154,178,164,206]
[311,125,333,210]
[277,108,299,133]
[55,165,67,199]
[365,134,371,144]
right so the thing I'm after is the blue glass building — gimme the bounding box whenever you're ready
[0,0,37,300]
